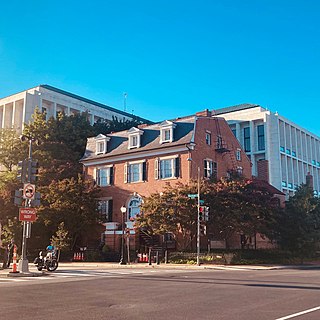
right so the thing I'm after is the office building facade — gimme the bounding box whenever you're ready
[0,84,150,133]
[215,104,320,197]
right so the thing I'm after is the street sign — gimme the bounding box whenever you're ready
[23,183,35,200]
[19,208,37,222]
[199,200,204,205]
[187,194,198,199]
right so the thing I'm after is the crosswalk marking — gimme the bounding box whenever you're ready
[0,268,179,283]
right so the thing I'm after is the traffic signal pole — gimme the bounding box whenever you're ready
[18,137,33,273]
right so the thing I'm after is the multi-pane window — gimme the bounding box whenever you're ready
[164,129,171,141]
[257,125,265,151]
[216,135,223,149]
[155,157,180,179]
[204,160,217,179]
[243,127,251,152]
[236,149,241,161]
[96,141,105,154]
[98,199,113,222]
[125,161,146,183]
[205,132,211,145]
[128,163,140,182]
[96,167,113,186]
[130,135,138,148]
[128,196,143,220]
[160,159,173,179]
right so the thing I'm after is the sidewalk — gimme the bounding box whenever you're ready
[1,261,320,278]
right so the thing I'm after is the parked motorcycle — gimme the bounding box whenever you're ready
[34,248,58,272]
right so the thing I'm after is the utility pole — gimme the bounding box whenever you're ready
[17,135,39,273]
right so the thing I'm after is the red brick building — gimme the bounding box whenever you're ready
[81,110,252,253]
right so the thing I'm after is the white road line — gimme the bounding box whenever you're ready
[275,306,320,320]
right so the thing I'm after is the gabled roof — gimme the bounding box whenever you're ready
[251,178,285,195]
[127,127,143,134]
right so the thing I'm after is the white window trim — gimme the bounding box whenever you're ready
[205,131,212,145]
[158,157,177,180]
[96,165,113,186]
[129,134,140,149]
[125,160,146,183]
[159,121,176,144]
[236,148,241,161]
[204,158,213,178]
[127,127,143,149]
[95,135,110,155]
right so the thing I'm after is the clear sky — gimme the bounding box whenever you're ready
[1,0,319,136]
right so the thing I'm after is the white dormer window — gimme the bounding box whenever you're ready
[128,127,143,149]
[159,120,176,144]
[95,134,110,155]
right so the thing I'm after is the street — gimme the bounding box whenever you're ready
[0,264,320,320]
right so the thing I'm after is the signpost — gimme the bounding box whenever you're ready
[23,183,35,200]
[19,208,37,222]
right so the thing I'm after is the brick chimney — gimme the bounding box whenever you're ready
[257,160,269,182]
[196,109,212,117]
[306,172,314,188]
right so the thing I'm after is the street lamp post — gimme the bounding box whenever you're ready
[119,205,127,265]
[186,143,201,266]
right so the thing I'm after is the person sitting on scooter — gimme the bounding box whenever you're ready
[46,245,56,260]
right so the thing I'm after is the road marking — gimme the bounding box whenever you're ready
[275,306,320,320]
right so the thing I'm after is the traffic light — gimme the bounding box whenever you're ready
[199,206,205,221]
[204,206,210,221]
[30,192,41,207]
[13,189,23,206]
[17,160,28,183]
[28,160,39,183]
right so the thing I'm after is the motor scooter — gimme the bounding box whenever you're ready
[34,249,58,272]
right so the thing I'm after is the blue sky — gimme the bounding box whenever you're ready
[0,0,319,135]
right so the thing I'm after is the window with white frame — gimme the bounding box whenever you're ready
[129,135,138,148]
[159,120,176,144]
[95,134,110,155]
[205,132,211,145]
[124,161,146,183]
[96,166,113,186]
[236,148,241,161]
[204,159,217,179]
[155,156,180,179]
[127,127,143,149]
[98,199,113,222]
[128,195,143,220]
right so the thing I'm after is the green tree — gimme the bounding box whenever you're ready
[137,182,198,251]
[277,184,320,259]
[92,116,144,136]
[0,128,26,171]
[204,178,281,248]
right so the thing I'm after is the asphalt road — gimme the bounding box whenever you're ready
[1,266,320,320]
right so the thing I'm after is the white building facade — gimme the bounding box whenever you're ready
[215,104,320,197]
[0,85,150,133]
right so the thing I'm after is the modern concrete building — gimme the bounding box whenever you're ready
[215,104,320,197]
[0,85,150,133]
